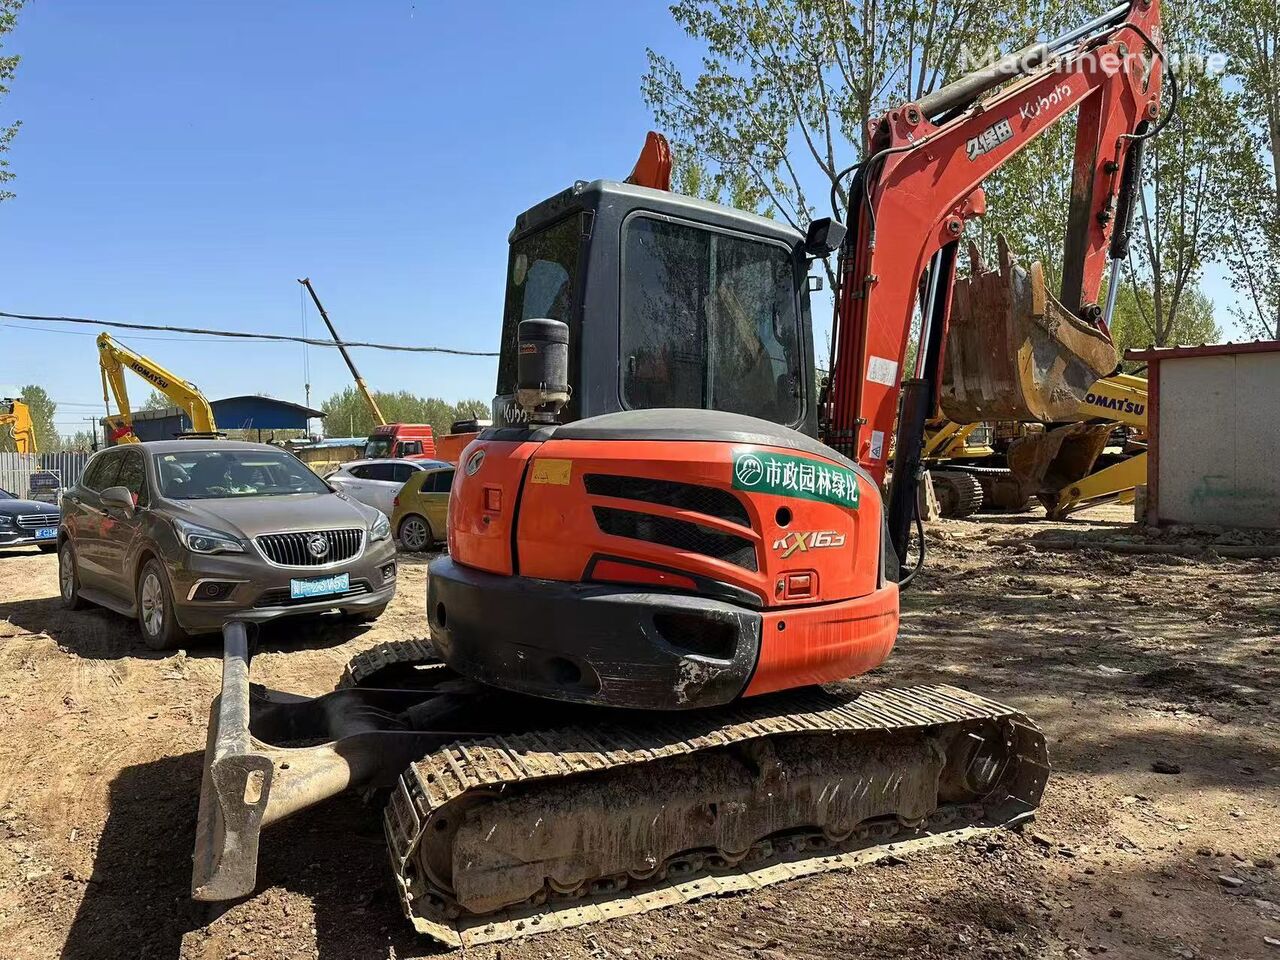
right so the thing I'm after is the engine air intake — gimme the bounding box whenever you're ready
[583,474,750,527]
[592,506,758,572]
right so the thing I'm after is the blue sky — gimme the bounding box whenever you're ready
[0,2,1242,438]
[0,1,699,436]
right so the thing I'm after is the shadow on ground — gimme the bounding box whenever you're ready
[0,594,380,662]
[58,751,436,960]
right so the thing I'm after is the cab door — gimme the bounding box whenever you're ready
[98,448,150,602]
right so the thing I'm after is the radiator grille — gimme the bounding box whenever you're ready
[593,507,758,572]
[15,513,59,530]
[584,474,750,527]
[256,528,363,567]
[254,578,372,608]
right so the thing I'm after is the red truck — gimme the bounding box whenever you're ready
[363,423,436,460]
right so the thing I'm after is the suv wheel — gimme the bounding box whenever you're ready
[137,558,187,651]
[397,514,432,552]
[58,542,86,610]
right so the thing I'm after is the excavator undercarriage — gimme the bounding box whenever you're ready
[195,627,1048,948]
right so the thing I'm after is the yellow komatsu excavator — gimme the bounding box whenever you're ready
[0,398,38,453]
[97,332,221,444]
[926,372,1149,518]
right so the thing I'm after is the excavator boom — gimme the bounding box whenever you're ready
[0,399,38,454]
[97,333,219,443]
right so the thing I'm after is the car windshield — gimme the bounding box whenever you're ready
[157,450,330,500]
[364,437,393,458]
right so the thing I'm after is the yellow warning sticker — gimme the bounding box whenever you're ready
[530,458,573,485]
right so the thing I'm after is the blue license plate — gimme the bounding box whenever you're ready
[289,572,350,600]
[35,527,56,540]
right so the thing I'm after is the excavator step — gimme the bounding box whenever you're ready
[384,683,1049,947]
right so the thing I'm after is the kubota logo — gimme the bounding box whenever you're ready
[771,530,846,558]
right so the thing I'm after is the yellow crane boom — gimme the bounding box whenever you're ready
[97,332,219,444]
[0,398,37,454]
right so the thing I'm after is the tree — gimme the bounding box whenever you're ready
[1210,0,1280,338]
[141,390,173,411]
[0,1,24,202]
[319,387,491,441]
[1108,281,1220,369]
[643,0,1039,272]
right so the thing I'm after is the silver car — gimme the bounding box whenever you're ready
[325,458,448,516]
[57,440,397,649]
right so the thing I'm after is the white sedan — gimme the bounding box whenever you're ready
[325,458,448,516]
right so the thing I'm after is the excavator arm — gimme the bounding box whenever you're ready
[827,0,1162,557]
[0,399,38,454]
[97,332,219,443]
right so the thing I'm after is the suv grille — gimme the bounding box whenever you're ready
[15,513,59,530]
[593,507,758,572]
[256,528,363,567]
[584,475,750,527]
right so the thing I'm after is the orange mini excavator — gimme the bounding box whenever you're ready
[193,0,1162,946]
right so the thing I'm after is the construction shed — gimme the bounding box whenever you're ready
[1126,341,1280,529]
[102,396,324,445]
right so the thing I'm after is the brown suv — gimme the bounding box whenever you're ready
[57,440,397,649]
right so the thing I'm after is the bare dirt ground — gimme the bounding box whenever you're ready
[1,507,1278,960]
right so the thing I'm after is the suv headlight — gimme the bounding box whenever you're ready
[370,511,391,543]
[0,515,12,528]
[173,518,244,554]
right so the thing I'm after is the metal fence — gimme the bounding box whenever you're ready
[0,451,92,499]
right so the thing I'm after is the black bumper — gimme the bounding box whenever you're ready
[427,557,761,710]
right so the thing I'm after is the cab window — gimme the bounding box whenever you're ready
[398,440,423,457]
[620,216,803,425]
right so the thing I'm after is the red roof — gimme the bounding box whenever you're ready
[1125,340,1280,362]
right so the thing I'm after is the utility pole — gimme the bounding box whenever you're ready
[83,417,100,451]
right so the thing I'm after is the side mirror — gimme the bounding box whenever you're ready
[804,217,847,257]
[101,485,136,518]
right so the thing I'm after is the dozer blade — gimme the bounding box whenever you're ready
[941,237,1117,424]
[191,622,463,903]
[1007,422,1113,517]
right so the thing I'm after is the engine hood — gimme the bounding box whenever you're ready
[165,491,377,539]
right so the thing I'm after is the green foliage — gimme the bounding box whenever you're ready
[141,390,172,411]
[1208,0,1280,338]
[1108,282,1221,369]
[644,0,1045,232]
[319,387,490,441]
[0,1,24,202]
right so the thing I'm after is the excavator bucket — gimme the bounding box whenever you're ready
[1007,421,1114,516]
[940,237,1117,424]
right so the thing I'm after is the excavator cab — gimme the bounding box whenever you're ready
[492,179,824,437]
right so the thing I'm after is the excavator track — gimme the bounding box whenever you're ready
[383,683,1049,948]
[336,638,442,690]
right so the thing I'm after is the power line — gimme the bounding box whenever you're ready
[0,310,499,356]
[0,320,256,344]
